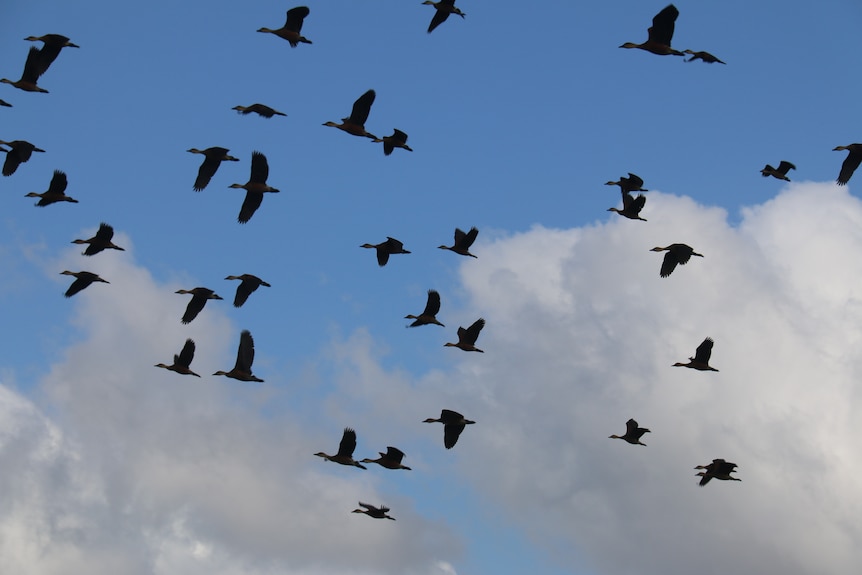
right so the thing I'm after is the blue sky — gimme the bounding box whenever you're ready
[2,1,862,574]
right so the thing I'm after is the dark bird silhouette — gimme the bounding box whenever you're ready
[229,151,280,223]
[683,49,725,64]
[351,502,395,520]
[761,160,795,181]
[424,409,475,449]
[605,173,648,194]
[445,318,485,352]
[673,337,718,371]
[175,287,222,324]
[314,428,367,469]
[834,144,862,186]
[72,222,124,256]
[361,446,412,470]
[1,47,49,92]
[0,140,45,176]
[60,270,108,297]
[323,89,377,139]
[360,237,411,266]
[695,459,740,486]
[25,34,79,76]
[258,6,312,47]
[26,170,77,206]
[620,4,684,56]
[232,103,287,118]
[213,329,264,382]
[423,0,466,33]
[187,147,239,191]
[439,226,479,258]
[650,243,703,277]
[609,418,651,446]
[405,289,445,327]
[225,274,271,307]
[155,339,200,377]
[608,191,647,221]
[0,99,11,107]
[372,129,413,155]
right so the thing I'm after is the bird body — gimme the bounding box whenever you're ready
[229,151,279,223]
[608,191,647,221]
[761,160,795,181]
[315,428,367,469]
[24,34,79,76]
[439,226,478,258]
[405,289,445,327]
[360,237,411,266]
[372,129,413,155]
[225,274,271,307]
[175,287,222,324]
[187,147,239,191]
[0,140,45,176]
[232,103,287,118]
[1,46,49,92]
[26,170,77,206]
[323,89,377,139]
[60,270,108,297]
[155,339,200,377]
[213,329,263,382]
[72,222,124,256]
[445,318,485,352]
[650,243,703,277]
[609,418,650,445]
[620,4,684,56]
[424,409,475,449]
[423,0,466,33]
[834,144,862,186]
[674,337,718,371]
[361,446,412,470]
[352,502,395,520]
[258,6,312,47]
[683,49,725,64]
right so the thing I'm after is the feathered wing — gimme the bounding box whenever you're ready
[348,90,375,125]
[238,191,264,223]
[337,428,358,457]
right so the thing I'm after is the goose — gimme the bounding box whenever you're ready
[26,170,78,206]
[175,287,222,324]
[258,6,312,47]
[229,151,280,223]
[650,243,703,277]
[361,446,412,470]
[405,289,445,327]
[438,226,478,258]
[760,160,795,181]
[351,502,395,520]
[0,139,45,176]
[72,223,124,256]
[834,144,862,186]
[609,418,650,446]
[372,129,413,155]
[673,337,718,371]
[155,339,200,377]
[323,89,378,139]
[314,428,366,469]
[213,330,264,382]
[423,0,465,34]
[187,147,239,191]
[225,274,271,307]
[60,271,108,297]
[360,237,411,266]
[619,4,684,56]
[424,409,475,449]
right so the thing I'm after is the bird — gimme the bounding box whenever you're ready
[351,502,395,520]
[232,103,287,118]
[225,274,271,307]
[760,160,795,181]
[423,0,466,34]
[229,151,280,223]
[405,289,445,327]
[439,227,479,258]
[175,287,222,324]
[605,173,648,194]
[154,339,200,377]
[360,237,411,266]
[619,4,684,56]
[72,222,125,256]
[187,147,239,191]
[0,99,11,107]
[314,428,367,469]
[213,330,264,382]
[608,191,647,221]
[424,409,475,449]
[609,418,650,446]
[1,46,49,92]
[445,318,485,352]
[323,89,377,139]
[695,459,740,486]
[257,6,312,47]
[60,270,108,297]
[0,139,45,176]
[26,170,78,206]
[834,144,862,186]
[372,129,413,155]
[24,34,79,76]
[683,49,725,64]
[673,337,718,371]
[361,446,412,470]
[650,243,703,277]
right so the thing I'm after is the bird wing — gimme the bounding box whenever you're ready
[626,173,645,190]
[423,290,441,316]
[693,338,714,364]
[48,170,67,194]
[428,9,451,33]
[236,330,256,371]
[647,4,679,47]
[672,244,694,265]
[238,191,264,224]
[440,409,463,422]
[385,446,405,462]
[698,473,713,487]
[337,428,358,457]
[194,156,221,191]
[462,318,485,345]
[376,245,390,267]
[348,90,375,125]
[461,227,479,249]
[1,150,21,176]
[178,339,196,368]
[630,194,646,214]
[284,6,310,32]
[95,222,115,242]
[660,251,679,278]
[249,151,269,183]
[625,419,639,435]
[233,279,255,307]
[392,129,408,142]
[358,502,374,511]
[838,148,862,185]
[64,274,94,297]
[443,423,466,449]
[181,293,208,324]
[777,161,796,174]
[21,46,46,83]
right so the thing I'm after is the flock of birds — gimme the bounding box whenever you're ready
[3,1,860,530]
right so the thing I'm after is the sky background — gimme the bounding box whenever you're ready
[1,1,861,574]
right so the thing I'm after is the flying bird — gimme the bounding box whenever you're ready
[619,4,684,56]
[232,103,287,118]
[72,222,124,256]
[650,243,703,277]
[323,89,377,139]
[225,274,271,307]
[834,144,862,186]
[25,34,79,76]
[445,318,485,352]
[673,337,718,371]
[26,170,78,206]
[258,6,312,47]
[314,428,367,469]
[608,191,647,221]
[609,418,650,446]
[0,139,45,176]
[683,49,725,64]
[360,237,411,266]
[175,287,223,324]
[187,147,239,191]
[361,446,412,470]
[424,409,475,449]
[695,459,740,486]
[229,151,280,223]
[760,160,795,181]
[60,270,108,297]
[213,330,264,382]
[351,502,395,520]
[605,173,648,194]
[423,0,466,34]
[1,46,49,92]
[439,226,479,258]
[155,339,200,377]
[372,129,413,155]
[405,289,445,327]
